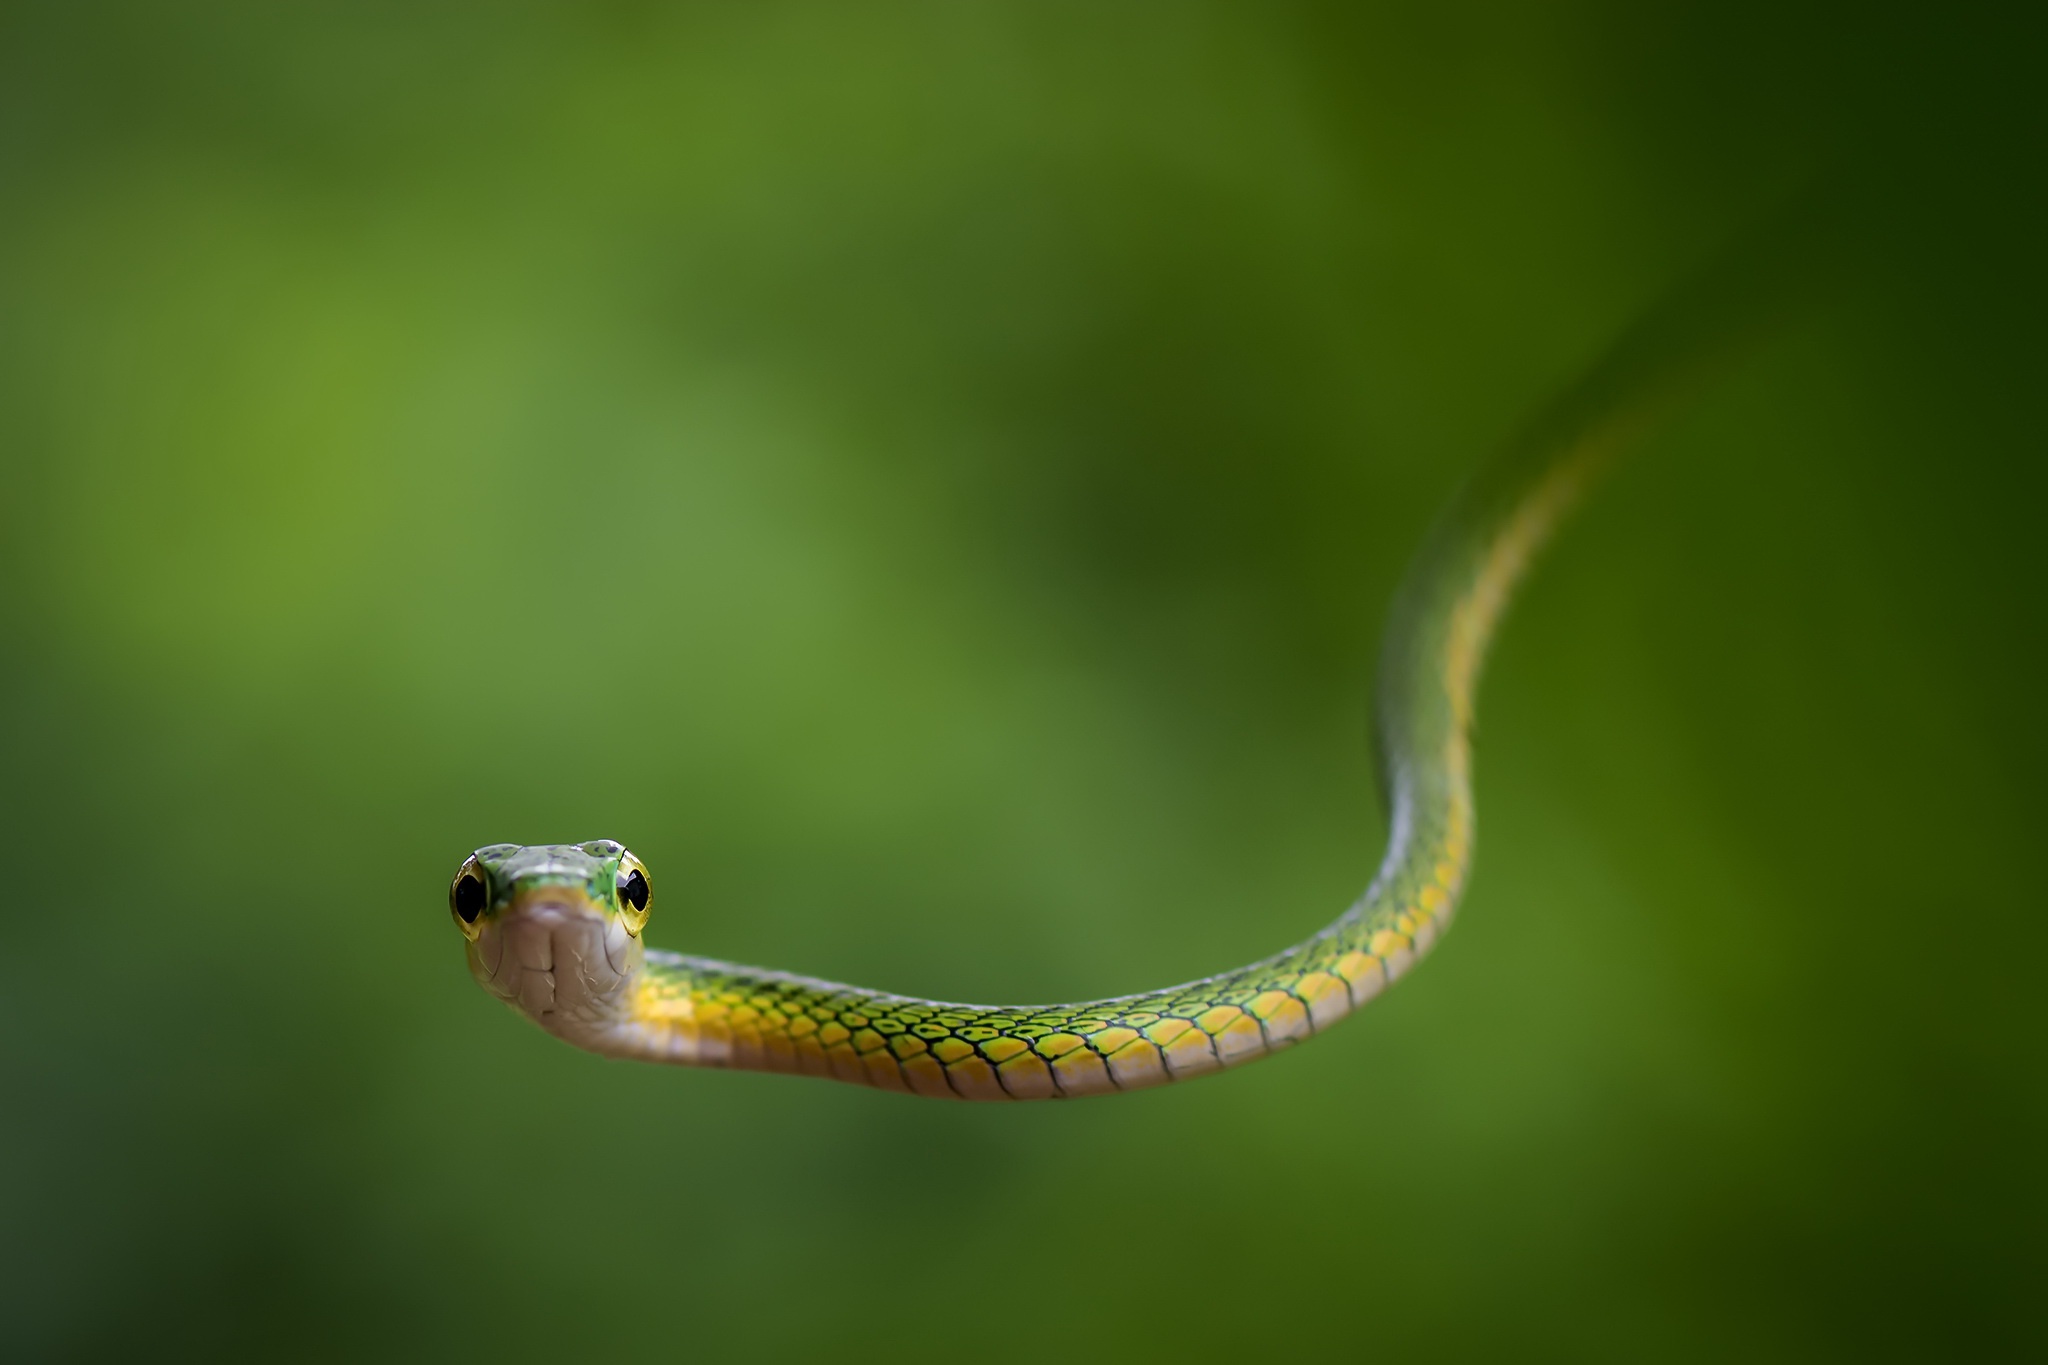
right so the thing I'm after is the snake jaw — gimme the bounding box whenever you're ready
[467,894,644,1047]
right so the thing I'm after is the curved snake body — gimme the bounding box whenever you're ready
[452,253,1778,1100]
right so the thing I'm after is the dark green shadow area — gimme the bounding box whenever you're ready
[1,2,2041,1360]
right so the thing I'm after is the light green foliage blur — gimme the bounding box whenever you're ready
[2,2,2041,1360]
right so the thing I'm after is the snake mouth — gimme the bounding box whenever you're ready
[467,897,639,1036]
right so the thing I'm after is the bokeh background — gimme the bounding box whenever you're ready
[3,2,2042,1359]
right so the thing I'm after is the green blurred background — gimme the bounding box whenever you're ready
[3,2,2042,1359]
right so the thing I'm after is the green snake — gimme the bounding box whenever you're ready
[447,246,1785,1100]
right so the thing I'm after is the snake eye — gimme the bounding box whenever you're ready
[449,855,490,942]
[614,851,651,936]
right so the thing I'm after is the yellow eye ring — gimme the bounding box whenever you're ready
[449,854,490,942]
[615,850,652,936]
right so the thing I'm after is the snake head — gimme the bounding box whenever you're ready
[450,841,652,1047]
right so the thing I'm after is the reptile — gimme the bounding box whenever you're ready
[446,233,1801,1100]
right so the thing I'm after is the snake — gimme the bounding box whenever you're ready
[446,238,1796,1101]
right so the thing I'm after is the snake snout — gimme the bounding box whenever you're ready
[467,899,639,1039]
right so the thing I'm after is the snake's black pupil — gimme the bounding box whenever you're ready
[619,868,649,912]
[454,874,487,922]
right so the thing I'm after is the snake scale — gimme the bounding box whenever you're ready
[447,235,1792,1100]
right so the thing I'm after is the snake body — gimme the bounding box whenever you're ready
[450,252,1774,1100]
